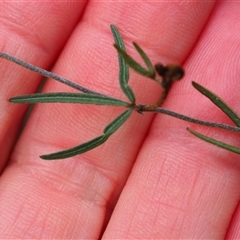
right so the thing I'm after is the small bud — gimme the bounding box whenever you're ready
[155,63,184,81]
[164,64,184,81]
[155,63,166,76]
[155,63,184,89]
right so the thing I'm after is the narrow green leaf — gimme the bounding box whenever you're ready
[187,127,240,154]
[110,25,135,103]
[192,81,240,127]
[133,42,155,78]
[9,92,128,106]
[41,109,133,160]
[41,135,109,160]
[114,44,152,78]
[123,86,135,103]
[110,25,129,83]
[104,109,133,136]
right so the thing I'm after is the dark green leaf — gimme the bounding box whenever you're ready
[187,127,240,154]
[110,25,135,103]
[104,109,133,136]
[133,42,155,78]
[192,81,240,127]
[9,92,128,106]
[110,25,129,83]
[114,44,152,78]
[41,109,133,160]
[123,86,135,104]
[41,135,109,160]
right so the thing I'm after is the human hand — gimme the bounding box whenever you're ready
[0,1,240,239]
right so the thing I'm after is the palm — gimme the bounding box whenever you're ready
[0,2,239,239]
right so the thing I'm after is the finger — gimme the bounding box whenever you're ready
[0,2,86,170]
[103,2,240,239]
[226,202,240,239]
[1,2,215,239]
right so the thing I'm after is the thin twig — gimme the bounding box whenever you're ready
[137,104,240,132]
[0,52,107,96]
[2,53,239,132]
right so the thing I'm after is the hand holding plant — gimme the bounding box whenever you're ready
[6,25,240,159]
[0,2,240,239]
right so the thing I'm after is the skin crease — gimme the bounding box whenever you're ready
[0,1,240,239]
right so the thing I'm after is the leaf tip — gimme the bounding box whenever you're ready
[8,97,20,103]
[192,81,200,89]
[40,154,52,160]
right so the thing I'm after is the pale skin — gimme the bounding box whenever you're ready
[0,1,240,239]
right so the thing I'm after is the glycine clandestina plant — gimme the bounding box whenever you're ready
[1,25,240,160]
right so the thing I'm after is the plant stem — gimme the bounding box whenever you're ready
[0,52,107,96]
[136,104,240,132]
